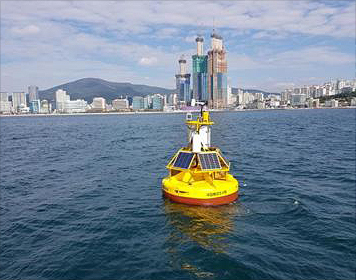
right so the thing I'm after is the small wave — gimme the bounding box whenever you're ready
[247,198,304,216]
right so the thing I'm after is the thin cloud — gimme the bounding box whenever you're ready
[11,24,40,35]
[139,57,158,66]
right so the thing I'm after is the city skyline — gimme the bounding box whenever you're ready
[1,1,355,92]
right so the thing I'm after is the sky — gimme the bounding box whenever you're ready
[1,0,355,92]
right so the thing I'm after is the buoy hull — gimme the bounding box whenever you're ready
[163,190,238,206]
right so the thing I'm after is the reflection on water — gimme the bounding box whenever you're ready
[163,199,250,277]
[164,199,242,253]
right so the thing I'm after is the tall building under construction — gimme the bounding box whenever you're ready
[192,36,208,102]
[175,56,191,104]
[207,30,228,108]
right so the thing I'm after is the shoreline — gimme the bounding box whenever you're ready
[0,106,355,117]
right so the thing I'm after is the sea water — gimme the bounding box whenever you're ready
[0,109,355,279]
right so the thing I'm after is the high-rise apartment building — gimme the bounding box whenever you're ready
[192,36,208,102]
[175,56,191,104]
[29,100,41,113]
[207,30,228,108]
[143,95,152,109]
[168,93,178,106]
[12,92,27,112]
[132,96,144,110]
[0,92,12,113]
[152,94,164,110]
[55,89,69,113]
[28,85,39,102]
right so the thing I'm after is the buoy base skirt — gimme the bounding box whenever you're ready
[163,190,238,206]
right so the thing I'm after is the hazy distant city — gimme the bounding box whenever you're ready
[1,17,355,115]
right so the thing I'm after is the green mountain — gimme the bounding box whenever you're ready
[39,78,175,103]
[39,77,277,103]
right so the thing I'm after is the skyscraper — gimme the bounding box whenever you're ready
[192,36,208,102]
[28,85,39,102]
[175,55,191,104]
[207,30,228,108]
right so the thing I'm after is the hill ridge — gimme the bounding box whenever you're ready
[39,77,277,103]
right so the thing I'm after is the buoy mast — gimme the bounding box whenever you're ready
[186,101,213,153]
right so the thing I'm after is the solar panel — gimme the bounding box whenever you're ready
[173,152,194,169]
[198,153,221,170]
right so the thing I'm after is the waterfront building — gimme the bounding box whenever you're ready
[270,100,280,108]
[28,85,39,102]
[207,30,228,109]
[175,55,191,104]
[29,100,41,113]
[308,98,320,108]
[112,98,129,110]
[91,97,106,110]
[192,35,208,102]
[325,99,338,107]
[40,100,50,114]
[238,91,251,107]
[163,94,168,106]
[291,94,306,107]
[168,93,178,106]
[0,92,12,113]
[300,86,311,98]
[132,96,144,110]
[227,85,237,106]
[255,92,264,102]
[12,92,27,112]
[316,87,326,97]
[143,95,152,109]
[152,94,164,110]
[257,100,265,109]
[55,89,69,113]
[350,97,356,106]
[65,99,87,113]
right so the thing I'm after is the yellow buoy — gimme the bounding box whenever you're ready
[162,105,239,206]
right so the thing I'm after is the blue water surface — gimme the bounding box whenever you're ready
[0,109,355,280]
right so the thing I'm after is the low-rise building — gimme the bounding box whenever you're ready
[91,97,106,111]
[325,99,338,107]
[307,98,320,108]
[351,97,356,106]
[65,99,87,113]
[112,98,129,110]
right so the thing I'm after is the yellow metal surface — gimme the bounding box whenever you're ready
[186,111,214,130]
[162,170,238,199]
